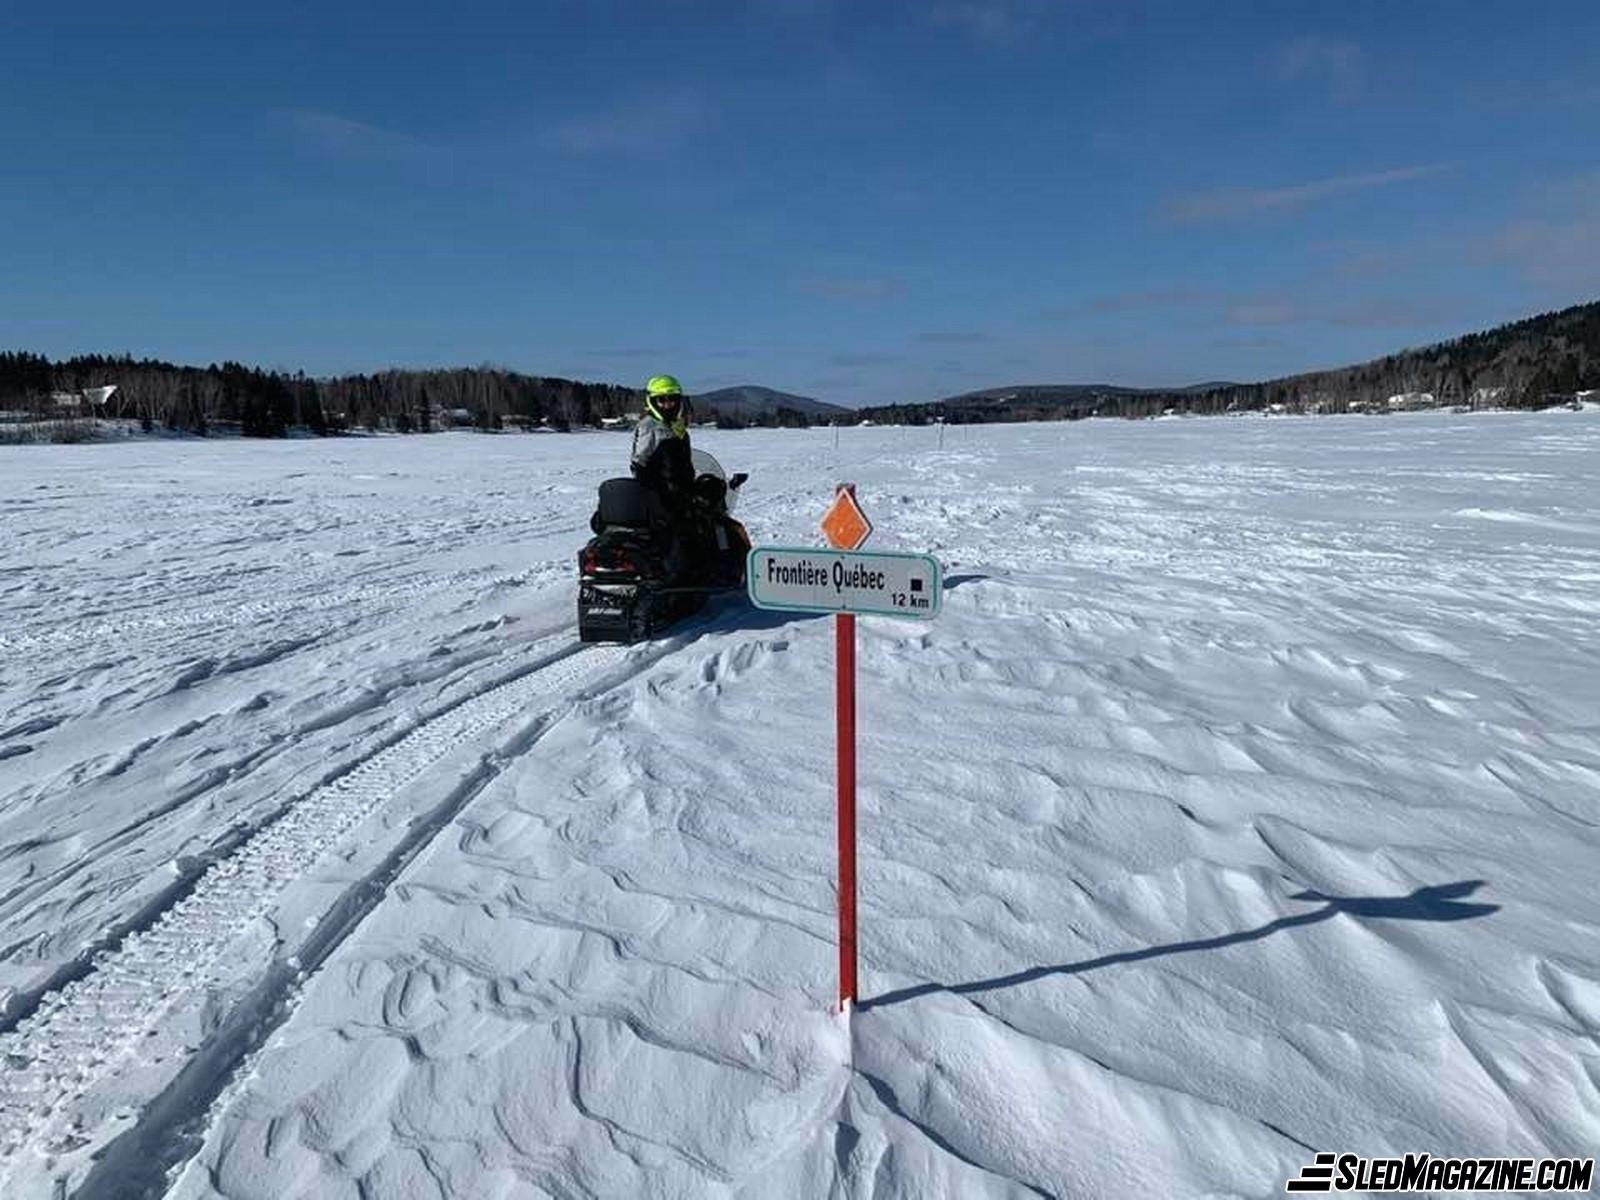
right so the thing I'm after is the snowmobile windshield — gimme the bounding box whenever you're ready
[690,449,737,511]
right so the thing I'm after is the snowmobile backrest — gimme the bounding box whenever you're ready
[596,477,650,529]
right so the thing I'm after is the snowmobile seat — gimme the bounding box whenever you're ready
[595,477,650,531]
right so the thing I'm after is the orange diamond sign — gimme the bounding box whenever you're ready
[820,485,873,550]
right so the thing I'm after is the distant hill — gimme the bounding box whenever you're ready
[693,385,849,420]
[860,300,1600,423]
[939,384,1139,413]
[1209,301,1600,415]
[911,381,1233,422]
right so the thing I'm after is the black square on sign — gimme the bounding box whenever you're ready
[910,578,923,592]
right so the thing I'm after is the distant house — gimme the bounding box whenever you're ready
[1470,387,1507,408]
[599,416,630,429]
[1386,392,1435,411]
[49,385,118,413]
[444,407,473,426]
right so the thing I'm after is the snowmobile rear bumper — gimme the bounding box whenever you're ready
[578,580,653,643]
[578,578,722,643]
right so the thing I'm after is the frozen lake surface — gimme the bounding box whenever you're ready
[2,412,1598,1197]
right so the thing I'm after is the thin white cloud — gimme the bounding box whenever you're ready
[1306,238,1399,279]
[549,93,709,157]
[1491,169,1600,290]
[831,350,903,367]
[1477,80,1600,112]
[931,1,1032,43]
[1212,335,1289,351]
[1161,163,1457,225]
[916,330,990,344]
[1224,294,1461,330]
[1226,301,1300,326]
[581,347,665,359]
[753,0,838,14]
[1054,288,1221,317]
[1050,283,1461,333]
[1276,36,1367,103]
[1530,169,1600,211]
[281,109,435,164]
[1495,220,1600,288]
[797,277,903,302]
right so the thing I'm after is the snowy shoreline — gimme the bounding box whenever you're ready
[4,399,1598,450]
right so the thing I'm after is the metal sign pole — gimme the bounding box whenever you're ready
[837,611,857,1011]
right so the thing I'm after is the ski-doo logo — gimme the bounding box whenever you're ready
[1285,1152,1594,1192]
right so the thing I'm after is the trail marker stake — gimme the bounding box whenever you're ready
[836,608,857,1011]
[826,485,864,1014]
[747,486,940,1013]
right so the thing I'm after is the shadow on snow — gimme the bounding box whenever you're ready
[859,880,1499,1012]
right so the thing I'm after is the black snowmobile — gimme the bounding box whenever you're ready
[577,449,751,643]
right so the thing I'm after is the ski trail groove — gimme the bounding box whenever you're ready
[0,634,636,1182]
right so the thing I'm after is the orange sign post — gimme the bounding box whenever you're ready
[822,485,869,1011]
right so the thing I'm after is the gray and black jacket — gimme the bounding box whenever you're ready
[630,415,695,516]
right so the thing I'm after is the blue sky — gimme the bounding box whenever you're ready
[3,1,1598,404]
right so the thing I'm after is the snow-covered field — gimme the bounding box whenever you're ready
[2,412,1598,1198]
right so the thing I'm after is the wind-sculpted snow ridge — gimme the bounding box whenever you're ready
[0,632,650,1198]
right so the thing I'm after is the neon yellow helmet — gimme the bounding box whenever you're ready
[646,374,683,398]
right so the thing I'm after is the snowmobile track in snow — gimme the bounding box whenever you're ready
[0,630,654,1187]
[0,563,528,681]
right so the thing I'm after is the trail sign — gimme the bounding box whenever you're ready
[748,547,941,619]
[752,484,941,1014]
[820,487,873,550]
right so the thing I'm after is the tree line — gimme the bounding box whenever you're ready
[0,355,658,437]
[857,299,1600,424]
[0,353,825,438]
[4,299,1597,438]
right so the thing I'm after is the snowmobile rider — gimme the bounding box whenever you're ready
[632,374,696,524]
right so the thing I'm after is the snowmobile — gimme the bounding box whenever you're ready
[577,449,751,643]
